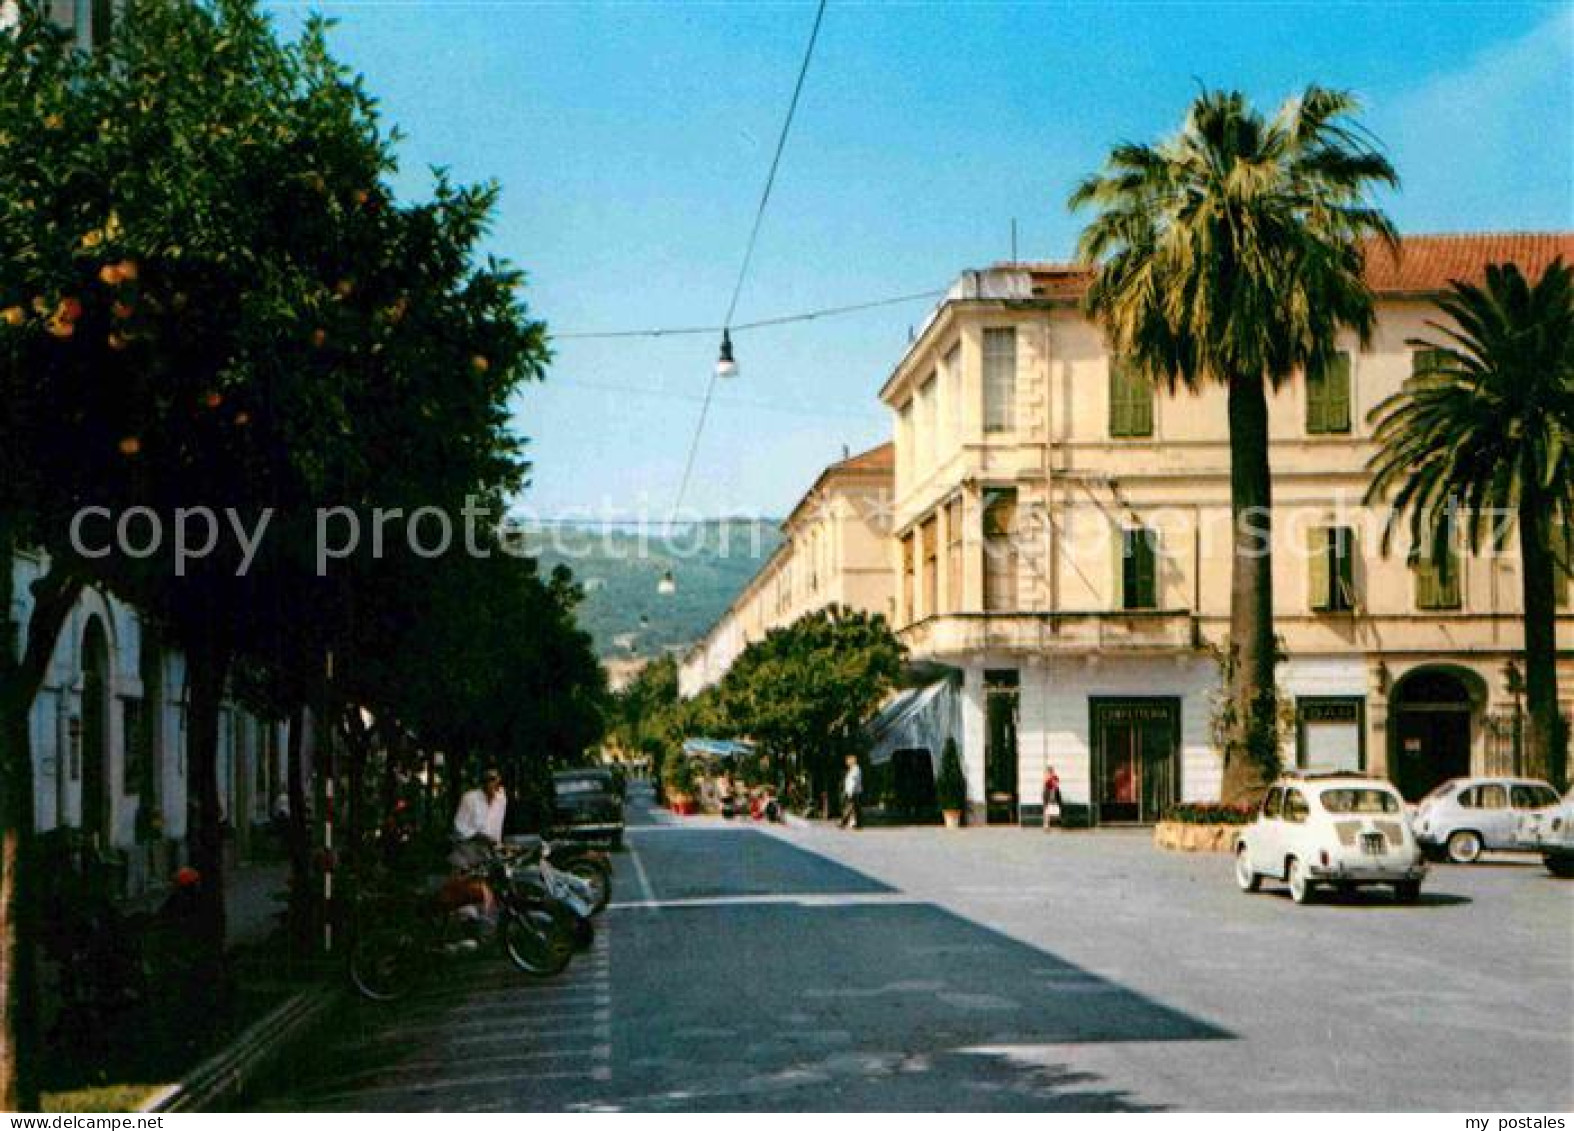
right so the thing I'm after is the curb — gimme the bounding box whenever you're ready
[141,984,343,1113]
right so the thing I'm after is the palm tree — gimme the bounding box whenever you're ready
[1367,261,1574,790]
[1070,87,1398,804]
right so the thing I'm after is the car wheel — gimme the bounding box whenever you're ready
[1393,880,1422,903]
[1446,829,1483,864]
[1545,854,1574,879]
[1234,846,1261,892]
[1287,857,1314,904]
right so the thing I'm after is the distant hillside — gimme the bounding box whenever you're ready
[527,520,784,659]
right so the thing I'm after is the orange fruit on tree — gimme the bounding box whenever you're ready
[471,354,490,373]
[1,306,23,327]
[118,436,141,456]
[107,332,129,351]
[98,263,123,286]
[203,391,223,409]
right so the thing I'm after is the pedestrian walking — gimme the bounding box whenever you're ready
[1042,765,1062,831]
[840,754,863,829]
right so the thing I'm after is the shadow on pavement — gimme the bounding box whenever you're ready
[627,826,895,901]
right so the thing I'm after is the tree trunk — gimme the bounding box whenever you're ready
[1221,373,1280,805]
[0,542,82,1112]
[184,638,232,954]
[1518,494,1565,788]
[285,705,312,950]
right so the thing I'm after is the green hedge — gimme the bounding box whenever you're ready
[1162,802,1254,826]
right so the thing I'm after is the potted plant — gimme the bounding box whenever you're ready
[936,738,966,829]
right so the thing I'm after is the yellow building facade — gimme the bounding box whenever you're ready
[679,443,895,697]
[881,233,1574,824]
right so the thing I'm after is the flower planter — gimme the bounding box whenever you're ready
[667,796,696,816]
[941,809,962,829]
[1153,820,1241,854]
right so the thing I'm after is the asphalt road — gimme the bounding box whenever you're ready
[250,784,1573,1111]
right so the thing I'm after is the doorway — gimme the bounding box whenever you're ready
[1392,668,1476,800]
[1092,698,1180,824]
[79,617,111,846]
[984,670,1019,824]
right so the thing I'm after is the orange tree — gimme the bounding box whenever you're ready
[0,1,547,1106]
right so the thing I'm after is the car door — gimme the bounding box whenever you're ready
[1510,784,1560,847]
[1474,782,1514,848]
[1253,787,1285,874]
[1281,787,1312,870]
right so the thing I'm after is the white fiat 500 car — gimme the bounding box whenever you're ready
[1235,773,1427,904]
[1412,777,1562,863]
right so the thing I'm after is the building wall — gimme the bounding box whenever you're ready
[679,450,895,697]
[882,254,1572,817]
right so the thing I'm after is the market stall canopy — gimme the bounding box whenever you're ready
[683,737,756,761]
[865,679,958,767]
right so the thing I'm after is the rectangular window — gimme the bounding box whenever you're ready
[916,373,937,474]
[896,401,913,490]
[982,488,1018,611]
[1414,520,1462,610]
[1296,697,1365,772]
[1309,526,1357,612]
[943,344,962,432]
[945,497,964,612]
[1306,351,1352,435]
[901,533,916,623]
[121,698,146,797]
[1118,526,1159,610]
[1109,358,1154,438]
[982,329,1016,433]
[1412,347,1452,377]
[921,517,938,620]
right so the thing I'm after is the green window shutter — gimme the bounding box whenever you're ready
[1305,364,1326,435]
[1325,353,1351,432]
[1309,527,1330,611]
[1137,529,1157,607]
[1336,526,1357,610]
[1110,359,1153,438]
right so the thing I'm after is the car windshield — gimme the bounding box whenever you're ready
[1320,788,1400,814]
[555,777,607,796]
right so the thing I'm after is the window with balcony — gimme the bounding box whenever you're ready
[1117,526,1159,610]
[1109,358,1153,438]
[945,496,964,611]
[983,329,1016,433]
[982,489,1018,611]
[1309,525,1357,612]
[1305,351,1352,435]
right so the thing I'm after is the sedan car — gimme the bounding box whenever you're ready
[1412,776,1562,863]
[551,769,625,847]
[1235,773,1426,904]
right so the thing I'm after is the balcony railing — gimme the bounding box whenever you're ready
[898,609,1200,658]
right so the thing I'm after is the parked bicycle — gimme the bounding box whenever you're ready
[347,843,577,1001]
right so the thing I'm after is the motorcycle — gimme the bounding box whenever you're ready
[347,848,576,1002]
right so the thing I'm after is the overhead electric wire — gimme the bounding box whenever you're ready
[668,0,828,524]
[552,286,945,341]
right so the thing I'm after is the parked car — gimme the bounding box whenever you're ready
[1412,777,1562,863]
[551,769,625,847]
[1235,773,1426,904]
[1517,786,1574,878]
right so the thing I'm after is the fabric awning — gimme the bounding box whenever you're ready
[683,737,755,761]
[865,679,958,767]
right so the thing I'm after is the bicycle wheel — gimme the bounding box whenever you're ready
[500,903,575,977]
[348,917,423,1001]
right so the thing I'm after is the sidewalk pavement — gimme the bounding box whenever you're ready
[226,861,290,949]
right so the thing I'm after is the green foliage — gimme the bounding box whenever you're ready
[1163,802,1254,826]
[936,738,966,813]
[713,606,905,807]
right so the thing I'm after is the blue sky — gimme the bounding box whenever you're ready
[269,0,1573,521]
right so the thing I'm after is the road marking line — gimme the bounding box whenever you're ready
[609,891,922,911]
[628,839,658,907]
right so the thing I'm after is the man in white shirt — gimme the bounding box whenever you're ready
[840,754,863,829]
[450,767,507,870]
